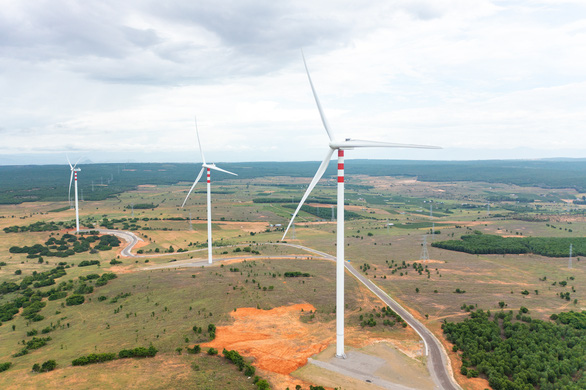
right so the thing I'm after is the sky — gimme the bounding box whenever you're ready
[1,0,586,165]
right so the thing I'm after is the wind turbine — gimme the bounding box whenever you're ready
[282,54,440,358]
[67,156,82,233]
[182,118,237,264]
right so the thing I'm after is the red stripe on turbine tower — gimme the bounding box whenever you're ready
[207,168,210,183]
[74,172,77,181]
[338,150,344,183]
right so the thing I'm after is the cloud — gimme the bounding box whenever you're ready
[1,0,586,162]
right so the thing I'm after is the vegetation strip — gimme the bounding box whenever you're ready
[72,345,158,366]
[433,232,585,257]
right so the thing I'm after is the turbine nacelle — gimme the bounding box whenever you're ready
[202,163,238,176]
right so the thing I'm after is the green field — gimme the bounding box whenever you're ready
[1,164,585,389]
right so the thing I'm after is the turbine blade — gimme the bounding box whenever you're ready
[335,139,441,149]
[181,167,205,208]
[302,52,336,142]
[66,155,73,169]
[195,117,206,164]
[208,165,238,176]
[282,148,335,240]
[73,157,82,168]
[68,171,73,205]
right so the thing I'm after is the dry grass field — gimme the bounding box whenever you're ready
[1,175,584,389]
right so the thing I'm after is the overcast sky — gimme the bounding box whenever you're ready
[2,0,586,165]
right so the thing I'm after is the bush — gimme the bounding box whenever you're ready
[0,362,12,372]
[118,345,158,359]
[207,348,218,355]
[244,364,256,376]
[223,349,245,370]
[78,260,100,267]
[66,295,85,306]
[72,353,116,366]
[48,291,67,301]
[186,345,201,354]
[40,360,57,372]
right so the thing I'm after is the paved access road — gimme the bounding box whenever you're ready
[78,229,142,257]
[276,243,461,390]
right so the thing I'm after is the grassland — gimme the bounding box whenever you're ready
[1,172,585,389]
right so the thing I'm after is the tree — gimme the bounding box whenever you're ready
[256,379,270,390]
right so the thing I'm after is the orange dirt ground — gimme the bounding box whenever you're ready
[203,304,332,376]
[200,303,414,389]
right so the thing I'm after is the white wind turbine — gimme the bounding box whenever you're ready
[182,118,237,264]
[282,54,440,358]
[67,156,82,233]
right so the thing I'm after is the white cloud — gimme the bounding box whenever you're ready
[1,0,586,163]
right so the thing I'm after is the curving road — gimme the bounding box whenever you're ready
[112,234,459,389]
[275,243,460,390]
[79,229,143,257]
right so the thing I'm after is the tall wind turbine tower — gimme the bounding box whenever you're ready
[67,157,81,233]
[182,118,237,264]
[282,54,440,358]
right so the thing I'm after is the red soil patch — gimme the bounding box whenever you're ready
[203,303,333,375]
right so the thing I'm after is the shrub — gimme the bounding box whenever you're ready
[40,360,57,372]
[0,362,12,372]
[66,295,85,306]
[118,345,158,359]
[186,345,201,354]
[72,353,116,366]
[48,291,67,301]
[244,364,256,376]
[207,348,218,355]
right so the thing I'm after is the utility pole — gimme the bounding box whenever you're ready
[430,204,434,238]
[189,212,193,231]
[420,235,429,263]
[131,202,134,218]
[569,243,573,269]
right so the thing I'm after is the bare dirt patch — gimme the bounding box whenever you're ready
[203,303,332,375]
[108,265,136,274]
[442,220,494,227]
[216,221,269,233]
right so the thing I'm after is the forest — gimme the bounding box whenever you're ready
[432,232,586,257]
[442,309,586,390]
[2,159,586,204]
